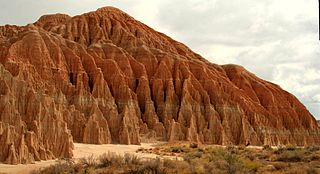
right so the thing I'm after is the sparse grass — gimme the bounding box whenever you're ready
[32,143,320,174]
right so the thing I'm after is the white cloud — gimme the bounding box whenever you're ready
[314,95,320,102]
[155,0,320,119]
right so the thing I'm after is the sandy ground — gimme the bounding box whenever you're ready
[0,143,160,174]
[0,143,269,174]
[0,160,58,174]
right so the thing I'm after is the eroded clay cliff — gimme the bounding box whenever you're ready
[0,7,319,164]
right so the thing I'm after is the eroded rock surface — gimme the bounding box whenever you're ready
[0,7,319,164]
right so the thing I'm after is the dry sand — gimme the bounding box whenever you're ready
[1,143,266,173]
[0,143,160,174]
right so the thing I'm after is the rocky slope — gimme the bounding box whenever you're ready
[0,7,319,164]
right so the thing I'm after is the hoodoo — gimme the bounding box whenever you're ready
[0,7,319,164]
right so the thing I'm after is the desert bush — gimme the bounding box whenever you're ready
[163,159,178,169]
[170,146,183,153]
[183,152,200,162]
[285,144,298,151]
[164,159,190,174]
[226,145,239,154]
[124,153,141,165]
[208,148,224,161]
[307,167,317,174]
[79,155,97,167]
[284,165,310,174]
[207,148,243,174]
[237,144,246,151]
[272,162,288,170]
[189,142,198,148]
[31,161,75,174]
[224,153,242,167]
[210,148,238,160]
[262,145,272,151]
[309,154,320,161]
[136,147,144,152]
[197,147,204,152]
[203,161,224,174]
[273,145,285,154]
[184,151,204,161]
[305,146,320,152]
[243,152,255,161]
[97,152,122,168]
[276,150,303,162]
[135,158,166,174]
[193,165,206,174]
[194,151,204,158]
[241,159,263,172]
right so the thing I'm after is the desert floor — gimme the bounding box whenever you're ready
[0,143,159,174]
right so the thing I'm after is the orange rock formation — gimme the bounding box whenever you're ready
[0,7,319,164]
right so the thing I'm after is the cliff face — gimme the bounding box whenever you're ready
[0,7,319,164]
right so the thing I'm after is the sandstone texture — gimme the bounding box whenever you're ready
[0,7,319,164]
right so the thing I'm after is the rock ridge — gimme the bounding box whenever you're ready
[0,7,319,164]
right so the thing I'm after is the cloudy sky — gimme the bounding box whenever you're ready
[1,0,319,119]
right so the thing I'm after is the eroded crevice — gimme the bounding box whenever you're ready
[88,74,94,93]
[69,72,74,85]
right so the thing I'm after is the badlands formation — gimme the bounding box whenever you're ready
[0,7,319,164]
